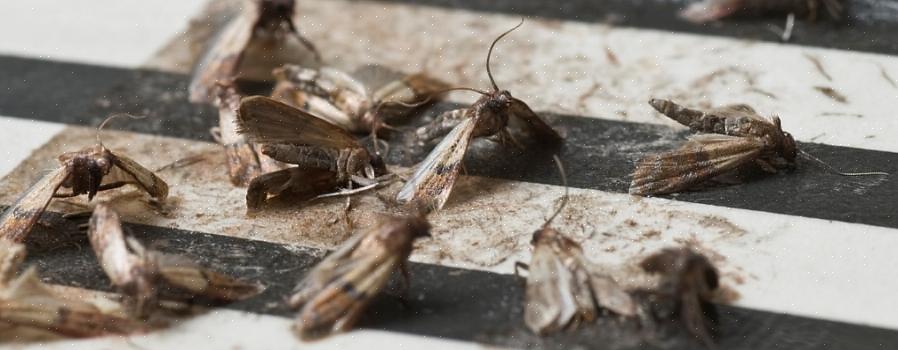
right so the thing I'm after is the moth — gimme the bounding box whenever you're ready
[0,237,145,337]
[214,81,287,187]
[0,267,146,338]
[630,99,885,195]
[236,96,388,210]
[636,248,720,347]
[189,0,320,103]
[271,64,450,137]
[288,213,431,340]
[397,20,561,211]
[0,119,168,243]
[88,203,262,318]
[681,0,843,23]
[515,157,635,335]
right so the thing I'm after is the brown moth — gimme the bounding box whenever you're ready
[0,267,146,337]
[397,20,561,211]
[636,248,720,348]
[189,0,320,103]
[681,0,843,23]
[289,213,431,340]
[236,96,388,210]
[0,118,168,243]
[516,157,635,335]
[630,99,886,195]
[271,64,449,136]
[87,203,261,318]
[214,81,287,186]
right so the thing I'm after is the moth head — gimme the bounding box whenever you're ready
[772,116,797,162]
[781,131,797,163]
[530,227,559,246]
[486,90,513,112]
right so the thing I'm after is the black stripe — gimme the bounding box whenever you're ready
[363,0,898,56]
[21,211,898,349]
[2,55,896,230]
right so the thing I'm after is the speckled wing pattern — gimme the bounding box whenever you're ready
[630,134,765,195]
[396,115,478,211]
[0,166,70,243]
[524,234,635,334]
[288,228,401,340]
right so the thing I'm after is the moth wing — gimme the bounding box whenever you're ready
[155,253,262,301]
[188,12,255,103]
[0,166,70,243]
[294,253,399,340]
[396,116,477,211]
[509,98,562,143]
[629,135,765,196]
[524,244,577,335]
[2,267,145,337]
[650,99,775,137]
[352,64,449,105]
[288,231,369,308]
[109,153,169,201]
[588,273,637,317]
[236,96,361,149]
[679,0,740,23]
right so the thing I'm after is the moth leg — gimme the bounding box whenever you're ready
[497,129,525,151]
[245,169,293,211]
[514,261,530,277]
[209,127,223,144]
[286,22,322,62]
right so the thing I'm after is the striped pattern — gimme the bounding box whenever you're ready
[1,0,896,348]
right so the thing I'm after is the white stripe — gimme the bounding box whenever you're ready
[0,0,207,68]
[284,0,898,153]
[15,309,483,350]
[0,116,65,178]
[0,127,894,330]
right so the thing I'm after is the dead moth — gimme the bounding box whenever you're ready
[0,239,144,337]
[681,0,843,23]
[189,0,320,103]
[271,64,449,136]
[630,99,886,195]
[397,20,561,211]
[236,96,388,210]
[0,266,145,337]
[214,81,287,186]
[88,203,261,318]
[0,118,168,243]
[289,213,431,340]
[516,157,635,335]
[635,248,720,347]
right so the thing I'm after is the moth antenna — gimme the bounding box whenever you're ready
[544,155,568,228]
[486,18,524,92]
[428,86,491,97]
[799,150,889,177]
[96,113,146,148]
